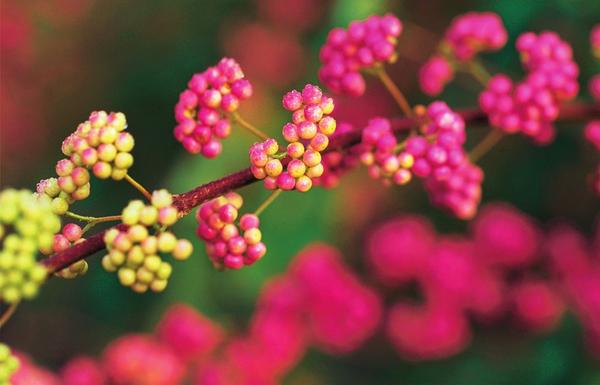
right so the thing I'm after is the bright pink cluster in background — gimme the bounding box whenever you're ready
[12,203,600,384]
[368,203,600,360]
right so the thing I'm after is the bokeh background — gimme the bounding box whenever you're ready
[1,0,600,383]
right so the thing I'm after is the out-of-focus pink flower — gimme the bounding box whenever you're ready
[366,215,435,285]
[386,302,471,361]
[156,304,224,362]
[472,203,541,268]
[511,280,565,332]
[290,244,383,354]
[60,356,106,385]
[12,353,61,385]
[419,55,454,96]
[102,334,185,385]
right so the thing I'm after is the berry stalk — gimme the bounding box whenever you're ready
[0,302,19,329]
[124,173,152,201]
[465,59,492,87]
[253,189,282,216]
[40,103,600,275]
[375,66,413,117]
[469,129,504,163]
[232,111,270,140]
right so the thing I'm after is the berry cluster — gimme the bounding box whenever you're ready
[318,14,402,96]
[408,103,467,179]
[11,245,380,384]
[104,335,185,385]
[418,55,454,96]
[63,111,134,179]
[585,26,600,195]
[0,189,59,303]
[419,12,507,96]
[423,161,484,220]
[359,117,413,186]
[280,84,335,191]
[480,32,579,143]
[196,192,266,270]
[250,84,336,192]
[38,111,134,214]
[0,343,19,384]
[174,58,252,157]
[365,204,577,360]
[443,12,508,61]
[356,102,480,219]
[102,190,192,293]
[46,223,88,279]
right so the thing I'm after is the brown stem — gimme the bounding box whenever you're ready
[41,103,600,274]
[375,67,413,117]
[469,129,504,163]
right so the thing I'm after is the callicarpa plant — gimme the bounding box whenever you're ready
[1,8,600,385]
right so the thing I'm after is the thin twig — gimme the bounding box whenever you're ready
[124,173,152,201]
[469,129,504,163]
[232,112,270,140]
[253,189,282,216]
[375,66,413,117]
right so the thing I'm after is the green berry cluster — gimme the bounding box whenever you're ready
[0,189,60,303]
[102,190,193,293]
[0,343,19,385]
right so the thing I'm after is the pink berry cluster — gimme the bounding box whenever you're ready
[479,32,579,144]
[102,190,193,293]
[364,203,600,361]
[196,244,381,384]
[359,117,413,185]
[46,223,88,279]
[585,25,600,195]
[37,111,134,215]
[357,102,481,219]
[419,12,507,96]
[250,84,336,192]
[418,55,454,96]
[174,58,252,157]
[444,12,508,61]
[195,192,266,270]
[423,161,484,220]
[318,14,402,96]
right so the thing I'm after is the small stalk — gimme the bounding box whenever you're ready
[232,112,270,141]
[374,66,413,117]
[124,173,152,201]
[469,129,504,163]
[253,189,282,216]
